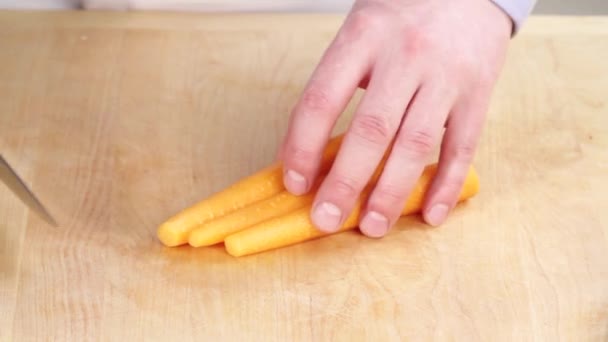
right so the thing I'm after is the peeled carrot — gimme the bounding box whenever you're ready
[157,134,344,247]
[188,147,392,247]
[188,190,316,247]
[224,164,479,257]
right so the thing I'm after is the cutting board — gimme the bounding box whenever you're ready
[1,11,607,341]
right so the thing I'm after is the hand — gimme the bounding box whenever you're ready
[278,0,512,237]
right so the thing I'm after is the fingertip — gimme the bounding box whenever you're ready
[283,169,309,195]
[311,201,343,233]
[359,211,389,238]
[423,203,449,227]
[279,138,323,195]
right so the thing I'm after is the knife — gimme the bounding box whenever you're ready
[0,154,57,226]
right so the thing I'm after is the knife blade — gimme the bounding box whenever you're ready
[0,154,57,226]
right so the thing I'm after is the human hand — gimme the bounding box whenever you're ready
[278,0,512,237]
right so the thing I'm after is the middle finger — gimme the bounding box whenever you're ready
[310,50,420,233]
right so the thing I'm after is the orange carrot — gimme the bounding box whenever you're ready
[188,190,316,247]
[224,164,479,257]
[157,134,344,247]
[188,147,392,247]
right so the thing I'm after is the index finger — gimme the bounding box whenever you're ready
[280,21,374,195]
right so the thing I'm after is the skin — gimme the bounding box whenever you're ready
[278,0,513,237]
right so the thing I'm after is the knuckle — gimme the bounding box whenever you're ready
[344,7,385,38]
[448,142,476,162]
[285,144,317,165]
[472,68,497,90]
[449,57,480,84]
[438,175,468,197]
[329,175,362,199]
[396,129,435,157]
[373,184,406,208]
[350,114,392,146]
[299,86,334,114]
[400,26,428,56]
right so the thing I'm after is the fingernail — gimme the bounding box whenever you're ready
[284,169,308,195]
[360,211,389,238]
[426,204,449,226]
[312,202,343,232]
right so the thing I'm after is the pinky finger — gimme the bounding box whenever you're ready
[422,94,489,226]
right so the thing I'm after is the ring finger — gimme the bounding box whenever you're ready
[359,80,457,237]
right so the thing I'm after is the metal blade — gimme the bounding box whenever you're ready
[0,154,57,226]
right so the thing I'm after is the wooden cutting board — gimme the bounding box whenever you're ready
[1,11,607,341]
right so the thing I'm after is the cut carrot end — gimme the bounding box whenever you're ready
[157,223,188,247]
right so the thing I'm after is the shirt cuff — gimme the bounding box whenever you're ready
[489,0,537,35]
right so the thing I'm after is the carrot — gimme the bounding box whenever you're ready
[223,164,479,257]
[188,190,316,247]
[157,134,344,247]
[188,146,392,247]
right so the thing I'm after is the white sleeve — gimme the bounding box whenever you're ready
[490,0,538,34]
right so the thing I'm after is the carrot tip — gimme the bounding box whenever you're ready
[224,235,244,257]
[157,224,187,247]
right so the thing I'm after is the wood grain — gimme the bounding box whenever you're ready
[0,11,607,341]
